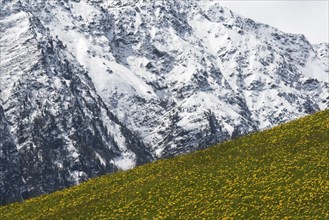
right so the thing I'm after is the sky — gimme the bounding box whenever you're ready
[218,0,329,44]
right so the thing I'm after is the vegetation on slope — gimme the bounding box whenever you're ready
[1,110,329,219]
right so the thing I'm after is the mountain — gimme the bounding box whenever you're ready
[1,110,328,219]
[0,0,328,205]
[0,2,152,205]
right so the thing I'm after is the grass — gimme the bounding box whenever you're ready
[1,110,328,219]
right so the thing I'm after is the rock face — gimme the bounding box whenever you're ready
[0,0,328,205]
[0,3,152,205]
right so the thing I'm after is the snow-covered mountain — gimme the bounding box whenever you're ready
[0,0,328,205]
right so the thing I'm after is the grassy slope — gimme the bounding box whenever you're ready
[1,110,328,219]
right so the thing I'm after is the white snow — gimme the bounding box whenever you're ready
[71,1,99,22]
[301,60,329,82]
[113,154,135,170]
[95,152,106,166]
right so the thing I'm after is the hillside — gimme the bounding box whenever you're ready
[1,110,328,219]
